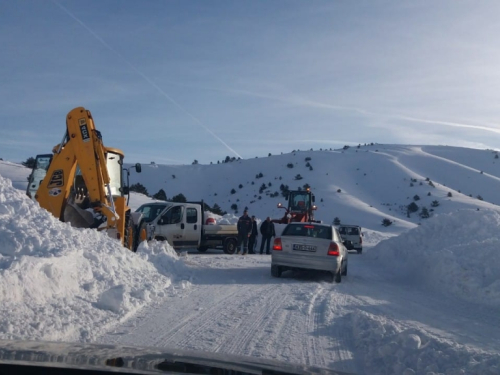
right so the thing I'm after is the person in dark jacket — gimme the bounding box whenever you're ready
[236,209,253,255]
[248,216,258,254]
[259,217,276,255]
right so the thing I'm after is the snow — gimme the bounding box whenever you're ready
[1,145,500,374]
[0,174,185,342]
[367,209,500,308]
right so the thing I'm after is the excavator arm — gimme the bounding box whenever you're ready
[36,107,120,234]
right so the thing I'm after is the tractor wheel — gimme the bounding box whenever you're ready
[123,211,135,251]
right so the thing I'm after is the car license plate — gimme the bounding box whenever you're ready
[293,244,317,252]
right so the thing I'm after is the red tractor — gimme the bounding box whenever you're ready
[273,188,319,224]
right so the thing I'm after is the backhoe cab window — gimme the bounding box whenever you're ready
[290,192,310,211]
[161,206,183,225]
[106,153,123,197]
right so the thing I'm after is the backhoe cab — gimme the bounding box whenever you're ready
[274,188,318,224]
[26,107,142,251]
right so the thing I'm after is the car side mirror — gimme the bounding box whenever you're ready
[135,163,142,173]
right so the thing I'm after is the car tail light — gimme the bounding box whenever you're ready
[327,242,339,256]
[273,238,282,251]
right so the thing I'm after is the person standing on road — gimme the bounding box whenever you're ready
[248,216,258,254]
[236,209,253,255]
[259,217,276,255]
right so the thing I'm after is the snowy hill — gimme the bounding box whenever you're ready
[127,145,500,235]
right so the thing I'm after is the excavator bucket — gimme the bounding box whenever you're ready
[63,201,95,228]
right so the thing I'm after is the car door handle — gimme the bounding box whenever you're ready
[194,224,197,230]
[181,223,185,229]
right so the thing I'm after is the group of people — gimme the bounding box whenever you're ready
[236,210,276,255]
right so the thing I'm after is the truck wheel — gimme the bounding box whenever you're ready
[224,238,237,254]
[197,246,208,253]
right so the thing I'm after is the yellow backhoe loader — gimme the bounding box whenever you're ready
[26,107,142,251]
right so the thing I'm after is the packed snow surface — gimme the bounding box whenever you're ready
[1,146,500,375]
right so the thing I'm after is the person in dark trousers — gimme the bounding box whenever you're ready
[236,209,253,255]
[248,216,258,254]
[259,217,276,255]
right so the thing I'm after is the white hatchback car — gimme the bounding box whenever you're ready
[271,223,351,283]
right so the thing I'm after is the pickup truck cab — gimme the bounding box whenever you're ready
[136,202,239,254]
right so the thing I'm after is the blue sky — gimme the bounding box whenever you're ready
[2,0,500,165]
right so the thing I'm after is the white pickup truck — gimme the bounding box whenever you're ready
[136,201,239,254]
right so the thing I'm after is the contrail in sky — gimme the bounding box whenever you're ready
[201,85,500,136]
[51,0,241,158]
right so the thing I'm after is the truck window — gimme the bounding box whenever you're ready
[186,207,197,224]
[160,206,183,225]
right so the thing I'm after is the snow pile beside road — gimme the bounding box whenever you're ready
[368,209,500,307]
[0,174,182,343]
[351,311,499,375]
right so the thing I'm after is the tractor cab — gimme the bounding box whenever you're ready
[275,188,318,223]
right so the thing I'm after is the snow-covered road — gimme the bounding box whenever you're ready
[97,250,500,375]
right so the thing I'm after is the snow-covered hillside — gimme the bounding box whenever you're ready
[128,145,500,235]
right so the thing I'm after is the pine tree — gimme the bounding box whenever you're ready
[152,189,167,201]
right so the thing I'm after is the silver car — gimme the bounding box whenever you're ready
[271,223,351,283]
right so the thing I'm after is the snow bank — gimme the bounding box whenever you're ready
[0,174,184,343]
[368,209,500,307]
[351,311,499,375]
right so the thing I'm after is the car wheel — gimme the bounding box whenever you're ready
[357,248,362,254]
[224,238,237,254]
[332,269,342,283]
[271,265,282,278]
[341,261,348,276]
[197,246,208,253]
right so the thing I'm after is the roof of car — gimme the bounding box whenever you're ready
[338,224,361,228]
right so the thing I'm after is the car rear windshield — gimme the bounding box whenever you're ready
[282,224,332,239]
[339,227,359,235]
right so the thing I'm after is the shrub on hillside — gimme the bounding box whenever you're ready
[407,202,419,213]
[130,183,149,196]
[333,217,341,225]
[22,157,36,169]
[152,189,167,201]
[382,218,393,227]
[420,207,430,218]
[287,163,294,168]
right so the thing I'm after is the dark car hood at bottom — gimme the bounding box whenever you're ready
[0,339,355,375]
